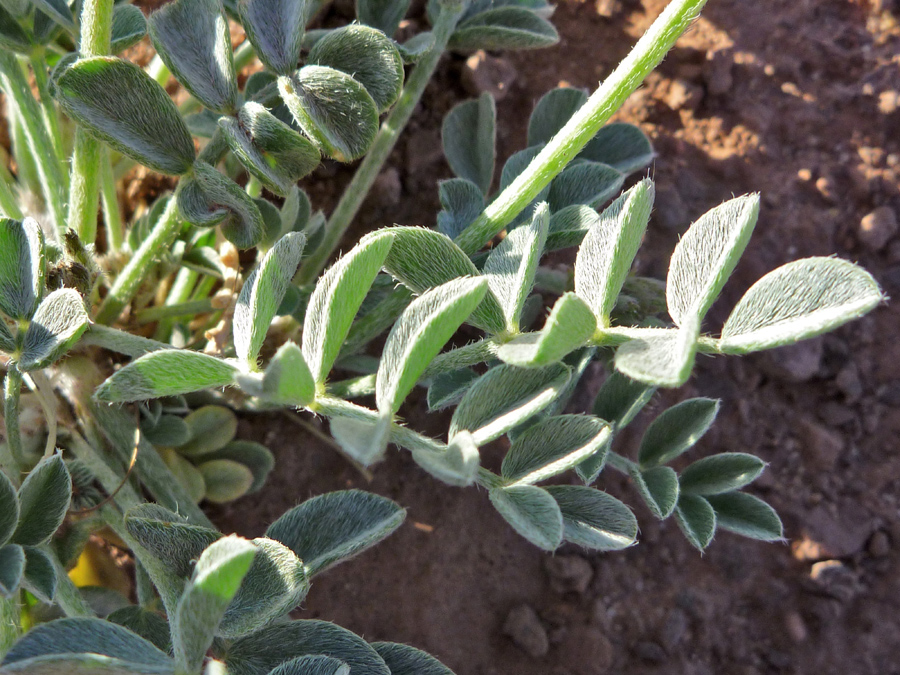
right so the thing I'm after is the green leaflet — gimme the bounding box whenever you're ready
[497,145,547,229]
[426,367,479,411]
[110,4,147,54]
[382,227,506,334]
[590,369,655,429]
[450,7,559,51]
[574,179,654,324]
[141,414,191,447]
[12,454,71,547]
[21,546,57,603]
[357,0,410,35]
[545,204,599,252]
[302,231,394,384]
[372,642,455,675]
[172,536,256,673]
[489,484,563,551]
[240,0,309,75]
[179,405,238,458]
[148,0,238,114]
[436,178,485,239]
[638,397,719,468]
[124,504,222,579]
[329,416,388,467]
[161,449,206,503]
[411,431,480,487]
[198,460,254,503]
[497,292,596,367]
[107,607,172,654]
[614,321,700,388]
[267,490,405,577]
[666,194,760,328]
[0,4,32,53]
[31,0,73,30]
[483,203,548,332]
[307,25,404,113]
[278,67,379,162]
[527,87,588,147]
[629,465,679,520]
[269,656,350,675]
[547,161,624,212]
[705,492,783,541]
[0,470,18,546]
[450,363,570,445]
[718,257,884,354]
[396,31,434,63]
[441,93,496,195]
[263,341,316,407]
[234,232,306,367]
[501,415,610,485]
[0,544,24,598]
[579,122,655,174]
[54,57,196,175]
[679,453,766,496]
[0,316,13,353]
[18,289,89,371]
[200,441,274,494]
[0,217,43,321]
[674,493,716,551]
[220,104,321,196]
[544,485,638,551]
[95,350,240,402]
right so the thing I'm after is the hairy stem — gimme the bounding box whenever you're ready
[294,3,466,284]
[80,323,173,357]
[2,365,24,482]
[100,148,124,251]
[28,51,66,174]
[454,0,709,254]
[421,339,497,379]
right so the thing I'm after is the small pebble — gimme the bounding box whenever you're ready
[503,604,549,658]
[462,51,517,101]
[858,206,898,251]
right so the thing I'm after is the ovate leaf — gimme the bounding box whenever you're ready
[497,292,596,367]
[111,4,147,54]
[489,484,563,551]
[202,441,274,494]
[148,0,237,114]
[574,179,654,323]
[501,415,610,485]
[141,414,191,448]
[679,453,766,496]
[266,490,405,576]
[545,204,599,252]
[548,161,624,212]
[0,545,24,597]
[579,123,654,174]
[55,57,196,175]
[107,607,172,654]
[160,448,206,503]
[436,178,484,239]
[638,397,719,468]
[12,454,71,547]
[18,289,89,371]
[666,195,760,328]
[614,322,699,388]
[179,405,238,458]
[95,350,240,402]
[197,460,254,503]
[0,467,19,546]
[674,493,716,551]
[718,257,884,354]
[263,341,315,407]
[630,465,678,519]
[450,7,559,51]
[269,656,350,675]
[21,546,57,603]
[397,31,434,63]
[279,67,379,162]
[124,504,222,579]
[450,363,570,445]
[545,485,637,551]
[441,93,496,195]
[234,232,306,366]
[705,492,783,541]
[372,643,455,675]
[411,431,480,487]
[329,416,389,467]
[0,217,43,320]
[527,87,587,146]
[426,367,479,411]
[239,0,309,75]
[590,369,655,429]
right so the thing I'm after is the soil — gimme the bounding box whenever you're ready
[83,0,900,672]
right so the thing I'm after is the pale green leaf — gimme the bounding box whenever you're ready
[545,485,638,551]
[18,289,89,371]
[372,643,455,675]
[638,397,719,468]
[679,452,766,496]
[197,460,254,503]
[574,179,654,323]
[441,93,496,195]
[489,484,563,551]
[0,466,19,546]
[54,57,195,175]
[110,5,147,54]
[0,217,43,320]
[266,490,405,576]
[614,321,699,388]
[160,448,206,503]
[269,656,350,675]
[579,122,654,174]
[436,178,484,239]
[706,492,783,541]
[674,493,716,550]
[0,544,24,597]
[148,0,237,114]
[356,0,410,36]
[21,546,57,603]
[548,161,624,212]
[179,405,238,458]
[12,454,70,547]
[527,87,587,146]
[497,292,596,367]
[239,0,309,75]
[411,430,480,487]
[630,465,678,519]
[451,7,559,51]
[666,194,760,328]
[718,257,884,354]
[263,341,315,407]
[329,415,389,467]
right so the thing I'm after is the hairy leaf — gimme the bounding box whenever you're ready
[0,217,43,320]
[545,485,637,551]
[497,292,596,367]
[679,452,766,496]
[18,289,89,371]
[141,414,191,448]
[262,341,315,407]
[54,57,195,175]
[548,161,624,212]
[527,87,587,146]
[179,405,238,458]
[498,145,548,229]
[239,0,309,75]
[638,397,719,468]
[198,460,254,503]
[0,317,13,352]
[269,656,350,675]
[614,322,699,388]
[397,31,434,63]
[706,492,783,541]
[489,484,563,551]
[31,0,73,30]
[579,122,654,174]
[21,546,57,603]
[329,416,389,467]
[124,504,222,579]
[0,5,32,53]
[412,431,480,487]
[590,369,655,429]
[451,7,559,51]
[545,204,599,252]
[0,544,24,597]
[201,441,274,494]
[148,0,237,114]
[0,466,19,546]
[441,93,496,195]
[95,350,240,402]
[12,454,70,547]
[436,178,484,239]
[107,607,172,654]
[372,643,455,675]
[719,257,884,354]
[111,4,147,54]
[266,490,405,576]
[630,465,679,519]
[426,367,479,411]
[674,493,716,551]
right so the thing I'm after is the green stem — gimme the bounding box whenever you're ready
[100,147,124,251]
[28,50,66,176]
[2,366,24,483]
[136,298,214,325]
[8,109,41,200]
[606,451,637,473]
[146,54,170,87]
[421,339,496,379]
[295,3,466,284]
[94,197,182,324]
[233,40,256,72]
[454,0,709,254]
[67,0,115,244]
[80,323,172,357]
[0,52,67,231]
[153,267,198,341]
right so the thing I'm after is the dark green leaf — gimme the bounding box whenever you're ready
[451,7,559,51]
[12,454,71,547]
[239,0,309,75]
[107,607,172,654]
[426,367,479,411]
[201,441,274,494]
[679,453,766,496]
[591,369,654,429]
[579,123,654,174]
[549,161,624,213]
[269,656,350,675]
[397,31,434,63]
[111,4,147,54]
[527,87,587,146]
[674,493,716,550]
[545,485,638,551]
[263,341,316,407]
[436,178,484,239]
[545,204,598,252]
[55,57,195,175]
[441,93,495,195]
[140,414,191,448]
[498,145,547,228]
[19,289,89,371]
[0,544,24,597]
[630,465,679,519]
[706,492,783,541]
[0,469,18,547]
[489,484,563,551]
[638,397,719,468]
[356,0,410,36]
[197,459,254,503]
[21,546,57,603]
[0,217,43,320]
[124,504,222,579]
[0,317,13,353]
[497,292,596,367]
[266,490,405,577]
[31,0,73,30]
[307,25,404,113]
[179,405,238,458]
[372,643,455,675]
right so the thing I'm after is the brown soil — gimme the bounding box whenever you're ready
[207,0,900,673]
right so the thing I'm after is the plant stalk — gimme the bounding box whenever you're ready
[100,147,124,251]
[294,3,466,284]
[454,0,709,254]
[80,323,173,357]
[28,51,66,174]
[0,164,22,219]
[2,365,24,482]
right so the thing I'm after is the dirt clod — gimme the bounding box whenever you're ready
[858,206,898,251]
[557,624,614,674]
[504,604,550,658]
[462,51,518,101]
[544,555,594,595]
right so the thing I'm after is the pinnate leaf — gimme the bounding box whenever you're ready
[638,397,719,468]
[579,122,654,174]
[124,504,222,579]
[706,492,783,541]
[441,93,496,195]
[0,544,24,597]
[372,642,455,675]
[329,416,389,467]
[674,493,716,550]
[590,369,654,429]
[545,485,638,551]
[0,217,43,320]
[450,7,559,51]
[718,257,883,354]
[19,289,89,371]
[202,441,274,494]
[266,490,405,576]
[239,0,309,75]
[528,87,587,146]
[436,178,484,239]
[489,484,563,551]
[426,367,479,411]
[497,292,596,367]
[198,460,254,503]
[630,465,678,519]
[679,452,766,496]
[545,204,598,252]
[179,405,238,458]
[412,431,480,487]
[54,57,195,175]
[12,454,71,547]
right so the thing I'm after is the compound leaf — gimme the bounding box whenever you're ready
[239,0,309,75]
[266,490,405,577]
[614,322,699,388]
[548,162,624,212]
[718,257,884,354]
[18,289,89,371]
[674,493,716,551]
[12,454,70,547]
[111,4,147,54]
[667,194,759,328]
[329,416,389,467]
[638,397,719,469]
[579,122,654,174]
[54,57,195,175]
[630,465,678,519]
[679,452,766,496]
[527,87,587,146]
[436,178,484,239]
[411,430,480,487]
[0,217,43,320]
[356,0,409,36]
[0,465,18,547]
[95,350,240,402]
[263,341,315,407]
[0,544,24,597]
[489,484,563,551]
[148,0,237,114]
[269,656,350,675]
[234,232,306,366]
[705,492,783,541]
[372,643,454,675]
[441,93,495,195]
[497,292,595,368]
[140,414,191,448]
[21,546,57,603]
[451,7,558,51]
[545,485,637,551]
